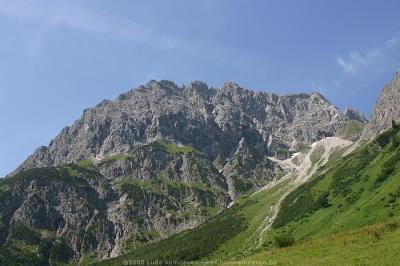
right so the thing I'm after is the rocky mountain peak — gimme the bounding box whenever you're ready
[183,80,210,99]
[144,80,181,95]
[222,81,241,90]
[220,81,246,98]
[310,91,330,103]
[362,71,400,139]
[343,107,368,123]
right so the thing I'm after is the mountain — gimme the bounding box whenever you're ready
[15,80,362,174]
[13,80,365,200]
[0,80,368,264]
[362,70,400,140]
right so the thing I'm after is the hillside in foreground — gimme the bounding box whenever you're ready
[237,218,400,266]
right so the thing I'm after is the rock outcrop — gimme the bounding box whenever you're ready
[343,107,368,124]
[362,71,400,139]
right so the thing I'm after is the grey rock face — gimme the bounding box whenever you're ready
[15,80,361,174]
[221,137,280,198]
[343,107,368,124]
[362,71,400,140]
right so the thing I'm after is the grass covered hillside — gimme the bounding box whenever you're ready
[266,125,400,246]
[335,120,366,141]
[237,218,400,266]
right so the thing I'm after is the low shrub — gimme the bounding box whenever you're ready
[274,234,295,248]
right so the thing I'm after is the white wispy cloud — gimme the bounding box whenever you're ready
[337,57,356,74]
[0,0,180,49]
[337,32,400,76]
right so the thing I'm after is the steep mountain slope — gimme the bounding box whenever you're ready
[267,125,400,245]
[335,120,366,141]
[239,127,400,263]
[362,70,400,140]
[0,142,230,263]
[97,180,292,265]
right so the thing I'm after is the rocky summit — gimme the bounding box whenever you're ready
[362,71,400,140]
[1,80,367,262]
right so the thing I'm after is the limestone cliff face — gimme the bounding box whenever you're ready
[15,80,361,174]
[362,71,400,140]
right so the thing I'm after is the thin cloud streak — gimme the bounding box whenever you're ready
[311,31,400,115]
[0,0,180,49]
[337,32,400,76]
[337,57,356,74]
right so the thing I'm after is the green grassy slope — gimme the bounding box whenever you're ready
[0,224,73,266]
[237,218,400,266]
[335,120,365,141]
[203,180,293,261]
[267,125,400,246]
[97,139,200,165]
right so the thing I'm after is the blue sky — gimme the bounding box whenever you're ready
[1,0,400,176]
